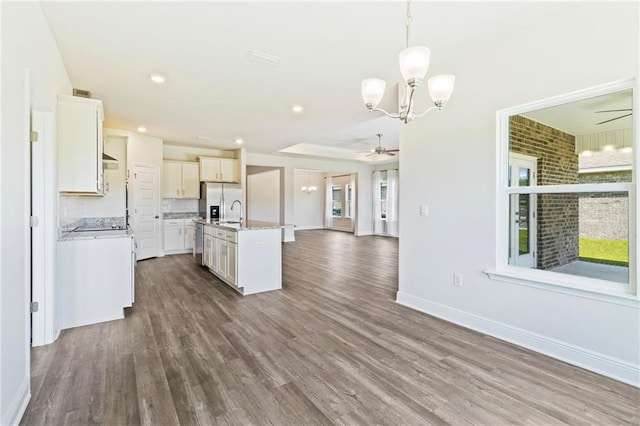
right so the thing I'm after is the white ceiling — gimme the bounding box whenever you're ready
[40,1,571,162]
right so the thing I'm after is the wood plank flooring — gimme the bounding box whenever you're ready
[21,230,640,425]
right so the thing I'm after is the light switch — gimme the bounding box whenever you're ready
[420,204,429,216]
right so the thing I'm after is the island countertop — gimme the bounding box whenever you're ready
[195,219,284,231]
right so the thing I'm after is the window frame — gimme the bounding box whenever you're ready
[380,181,388,220]
[488,79,638,300]
[331,185,342,218]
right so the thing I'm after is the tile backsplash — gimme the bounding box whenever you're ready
[60,216,125,232]
[163,198,199,213]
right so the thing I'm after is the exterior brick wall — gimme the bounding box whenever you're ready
[578,170,631,240]
[509,115,579,269]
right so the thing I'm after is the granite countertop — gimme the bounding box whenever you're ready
[59,228,135,241]
[163,213,202,219]
[195,219,284,231]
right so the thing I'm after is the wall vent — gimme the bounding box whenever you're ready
[73,88,91,98]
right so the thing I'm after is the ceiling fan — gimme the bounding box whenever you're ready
[595,108,632,125]
[360,133,399,157]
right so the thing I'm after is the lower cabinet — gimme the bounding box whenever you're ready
[226,241,237,286]
[164,218,197,254]
[58,236,134,329]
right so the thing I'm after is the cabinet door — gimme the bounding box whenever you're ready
[226,242,237,287]
[203,235,211,267]
[164,225,183,251]
[209,236,218,273]
[162,162,182,198]
[219,159,239,183]
[184,224,195,250]
[216,238,227,278]
[57,96,104,193]
[182,163,200,198]
[199,157,221,182]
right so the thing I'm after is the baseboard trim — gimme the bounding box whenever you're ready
[294,226,325,231]
[2,377,30,426]
[396,291,640,387]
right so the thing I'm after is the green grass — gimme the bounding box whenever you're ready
[579,237,628,266]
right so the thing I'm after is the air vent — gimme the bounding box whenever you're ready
[73,88,91,98]
[244,50,282,67]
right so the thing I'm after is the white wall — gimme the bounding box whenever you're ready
[293,170,324,229]
[397,2,639,385]
[1,2,72,424]
[247,169,280,223]
[246,153,374,236]
[162,144,237,161]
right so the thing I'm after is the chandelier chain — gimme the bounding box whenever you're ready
[404,0,412,48]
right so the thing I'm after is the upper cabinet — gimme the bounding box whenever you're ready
[57,95,104,194]
[162,161,200,198]
[199,157,239,183]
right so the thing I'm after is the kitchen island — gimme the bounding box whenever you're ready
[196,219,282,295]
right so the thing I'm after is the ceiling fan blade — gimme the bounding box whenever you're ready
[366,152,376,157]
[594,109,632,113]
[596,113,633,125]
[385,152,397,156]
[386,149,400,153]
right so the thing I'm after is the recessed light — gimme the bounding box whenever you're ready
[603,144,614,151]
[149,74,165,84]
[292,105,304,113]
[580,150,592,157]
[621,147,633,153]
[235,138,244,145]
[137,126,147,133]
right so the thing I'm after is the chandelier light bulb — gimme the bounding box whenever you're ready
[399,46,431,86]
[361,78,386,109]
[428,74,456,107]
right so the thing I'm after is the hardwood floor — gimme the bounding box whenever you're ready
[22,230,639,425]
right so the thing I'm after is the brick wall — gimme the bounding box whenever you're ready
[578,170,630,240]
[509,115,579,269]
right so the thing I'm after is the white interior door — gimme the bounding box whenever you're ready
[509,154,537,268]
[132,165,160,260]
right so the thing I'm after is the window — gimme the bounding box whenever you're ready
[332,185,342,217]
[380,181,388,219]
[345,184,353,218]
[490,80,636,297]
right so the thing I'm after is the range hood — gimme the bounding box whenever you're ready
[102,152,119,170]
[103,152,117,161]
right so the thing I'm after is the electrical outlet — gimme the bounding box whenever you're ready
[420,204,429,217]
[453,273,463,287]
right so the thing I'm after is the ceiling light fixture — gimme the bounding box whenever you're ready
[603,144,615,151]
[361,0,455,123]
[621,147,633,153]
[137,126,147,133]
[149,74,165,84]
[292,105,304,113]
[235,138,244,145]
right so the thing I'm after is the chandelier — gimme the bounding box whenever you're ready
[361,0,455,123]
[301,171,317,194]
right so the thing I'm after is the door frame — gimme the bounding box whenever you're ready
[508,153,538,268]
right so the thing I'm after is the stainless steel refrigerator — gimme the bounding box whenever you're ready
[199,182,243,221]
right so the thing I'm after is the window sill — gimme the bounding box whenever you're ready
[484,268,639,308]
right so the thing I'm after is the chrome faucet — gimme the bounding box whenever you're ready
[230,200,243,223]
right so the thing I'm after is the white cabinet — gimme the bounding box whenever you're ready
[226,241,237,287]
[57,95,105,194]
[185,222,195,250]
[58,236,133,329]
[200,224,278,295]
[162,161,200,198]
[199,156,239,183]
[164,219,197,254]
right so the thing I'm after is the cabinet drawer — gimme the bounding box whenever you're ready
[164,219,184,226]
[225,231,237,243]
[204,226,216,236]
[215,229,226,238]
